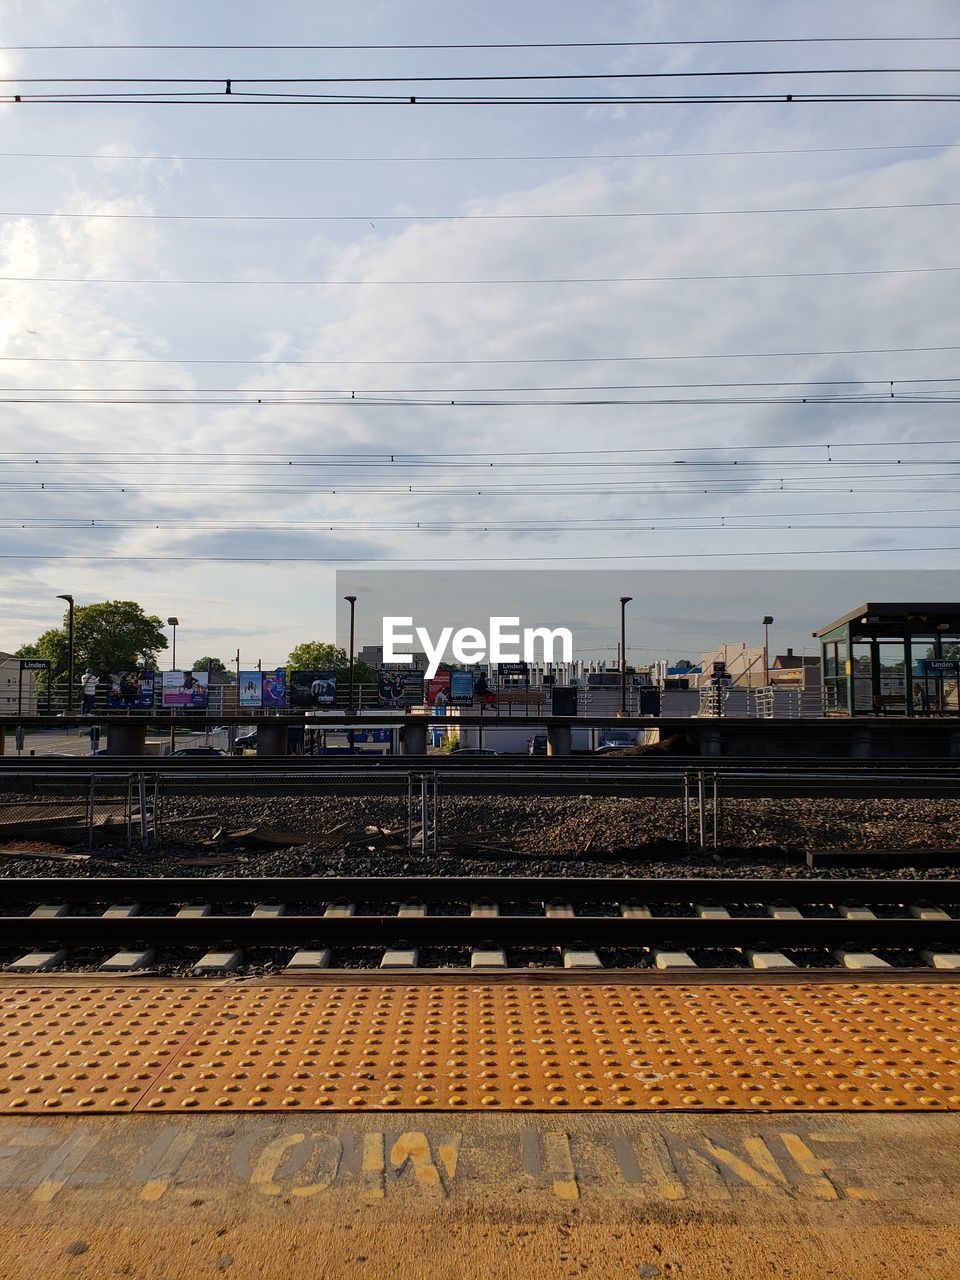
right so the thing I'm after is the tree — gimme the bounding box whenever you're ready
[192,656,227,673]
[286,642,376,687]
[286,642,348,672]
[17,600,168,680]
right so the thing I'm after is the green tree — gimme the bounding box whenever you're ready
[17,600,168,680]
[286,642,348,671]
[192,656,227,673]
[285,642,376,687]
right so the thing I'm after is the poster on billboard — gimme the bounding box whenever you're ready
[425,671,451,708]
[449,670,475,707]
[161,670,209,709]
[106,670,156,709]
[378,668,425,707]
[262,668,287,708]
[238,671,263,708]
[290,670,338,708]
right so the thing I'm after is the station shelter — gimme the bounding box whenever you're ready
[815,602,960,716]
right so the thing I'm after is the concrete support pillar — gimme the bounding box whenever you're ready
[106,723,147,755]
[700,725,722,757]
[401,720,428,756]
[851,728,872,759]
[256,722,288,756]
[547,723,571,757]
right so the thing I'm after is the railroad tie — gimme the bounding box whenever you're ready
[7,949,66,973]
[287,949,331,970]
[193,950,243,974]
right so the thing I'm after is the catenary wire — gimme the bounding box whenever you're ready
[0,198,956,221]
[1,343,956,367]
[6,264,960,286]
[0,141,955,163]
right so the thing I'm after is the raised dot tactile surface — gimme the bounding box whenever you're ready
[0,981,958,1113]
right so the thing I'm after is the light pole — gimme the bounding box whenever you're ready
[762,615,774,687]
[345,595,357,753]
[56,594,75,713]
[167,617,179,755]
[167,617,179,670]
[619,596,633,716]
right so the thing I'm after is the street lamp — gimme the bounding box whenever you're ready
[344,595,357,753]
[762,616,774,687]
[56,594,75,714]
[166,617,179,670]
[166,617,180,755]
[619,596,633,716]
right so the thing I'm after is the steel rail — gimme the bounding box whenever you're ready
[0,876,957,903]
[3,915,959,949]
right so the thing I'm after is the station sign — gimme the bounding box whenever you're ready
[18,659,50,672]
[926,659,960,674]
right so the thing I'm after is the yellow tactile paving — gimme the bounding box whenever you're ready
[0,981,958,1113]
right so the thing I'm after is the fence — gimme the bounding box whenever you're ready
[0,765,957,857]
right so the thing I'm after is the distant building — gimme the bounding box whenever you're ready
[699,643,766,688]
[770,648,821,688]
[359,645,428,670]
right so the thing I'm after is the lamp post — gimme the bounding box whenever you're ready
[56,594,75,714]
[619,596,633,716]
[762,615,774,687]
[167,617,179,670]
[344,595,357,753]
[167,617,180,755]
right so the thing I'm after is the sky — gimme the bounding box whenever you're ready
[1,1,960,666]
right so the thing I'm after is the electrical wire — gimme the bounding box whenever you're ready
[0,546,956,563]
[6,264,960,286]
[0,141,955,163]
[1,343,956,367]
[1,198,956,221]
[5,38,960,51]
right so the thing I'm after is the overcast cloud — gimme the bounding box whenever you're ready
[1,1,959,663]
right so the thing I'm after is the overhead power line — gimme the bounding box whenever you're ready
[1,198,955,222]
[5,263,960,286]
[0,141,956,163]
[0,546,956,564]
[2,343,957,367]
[4,91,958,106]
[3,439,958,460]
[6,68,960,84]
[4,37,960,51]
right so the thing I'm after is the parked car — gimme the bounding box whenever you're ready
[527,735,547,755]
[235,731,257,748]
[169,747,227,757]
[449,747,499,756]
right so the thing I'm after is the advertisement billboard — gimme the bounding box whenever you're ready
[262,668,287,708]
[161,670,209,709]
[449,670,475,707]
[238,671,263,708]
[378,668,425,707]
[290,670,338,708]
[425,671,451,708]
[106,670,156,709]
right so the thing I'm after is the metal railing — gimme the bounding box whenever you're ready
[1,764,957,857]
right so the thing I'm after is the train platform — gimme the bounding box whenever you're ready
[0,974,958,1278]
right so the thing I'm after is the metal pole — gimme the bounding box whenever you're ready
[619,595,632,716]
[345,594,357,754]
[56,594,75,713]
[166,617,179,756]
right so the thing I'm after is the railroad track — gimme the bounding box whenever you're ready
[2,876,959,975]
